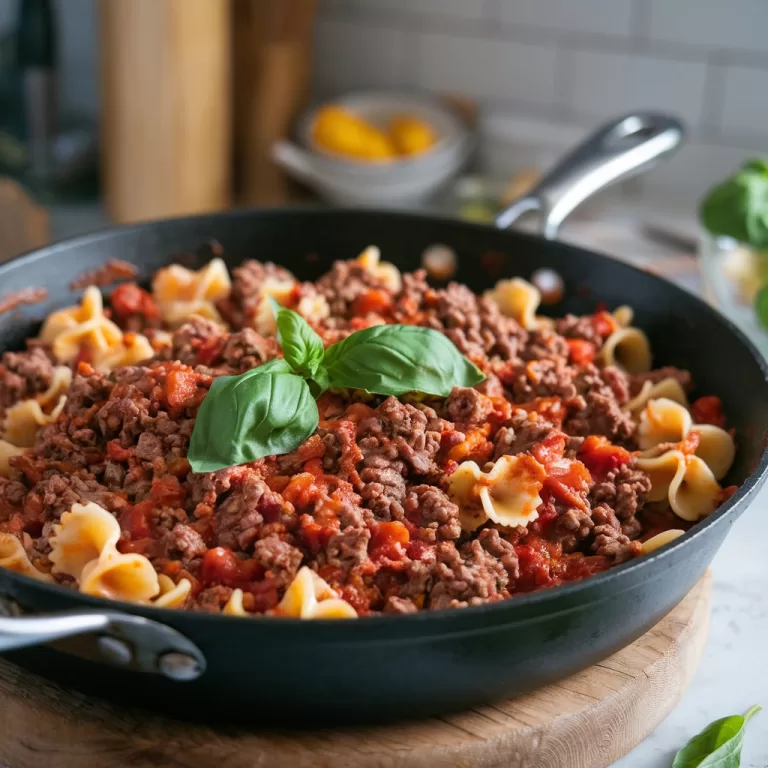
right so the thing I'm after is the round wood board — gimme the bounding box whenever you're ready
[0,572,711,768]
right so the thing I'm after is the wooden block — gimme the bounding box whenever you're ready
[0,177,49,263]
[0,572,712,768]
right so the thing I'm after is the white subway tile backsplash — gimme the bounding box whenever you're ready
[640,140,754,196]
[719,64,768,141]
[314,18,409,94]
[417,32,558,105]
[494,0,634,38]
[563,49,708,128]
[648,0,768,53]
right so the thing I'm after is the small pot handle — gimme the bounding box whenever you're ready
[0,599,206,681]
[495,112,685,238]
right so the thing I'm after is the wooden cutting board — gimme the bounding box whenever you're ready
[0,572,711,768]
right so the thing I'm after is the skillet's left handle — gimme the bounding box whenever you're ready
[495,112,685,239]
[0,600,206,681]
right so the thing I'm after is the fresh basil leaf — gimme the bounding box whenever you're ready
[246,358,293,376]
[700,158,768,249]
[188,368,318,473]
[323,324,485,397]
[673,705,761,768]
[268,296,325,377]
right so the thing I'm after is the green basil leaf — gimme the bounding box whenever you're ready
[673,705,761,768]
[268,296,325,381]
[323,324,485,397]
[700,158,768,249]
[188,367,318,473]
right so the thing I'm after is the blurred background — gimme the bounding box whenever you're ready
[0,0,767,348]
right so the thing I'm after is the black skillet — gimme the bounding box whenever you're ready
[0,113,766,725]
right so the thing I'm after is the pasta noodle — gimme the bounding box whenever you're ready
[39,286,124,365]
[49,502,160,603]
[613,305,634,328]
[252,277,299,335]
[599,326,652,373]
[625,376,688,414]
[276,566,357,619]
[223,588,247,616]
[0,533,53,582]
[2,396,66,448]
[152,258,232,326]
[296,292,331,323]
[154,575,192,608]
[356,245,402,292]
[635,451,722,521]
[641,529,685,554]
[638,398,735,480]
[485,277,541,329]
[449,454,546,531]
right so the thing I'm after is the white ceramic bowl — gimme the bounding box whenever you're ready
[272,91,471,207]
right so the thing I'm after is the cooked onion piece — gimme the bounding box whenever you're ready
[449,454,546,531]
[276,566,357,619]
[152,258,232,326]
[599,326,652,373]
[0,533,53,582]
[641,529,685,554]
[485,277,541,329]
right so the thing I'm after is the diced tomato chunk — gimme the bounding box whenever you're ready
[592,310,617,338]
[165,369,200,409]
[578,435,631,480]
[351,289,393,317]
[110,283,161,320]
[691,396,725,428]
[201,547,239,586]
[566,338,596,365]
[150,475,185,506]
[119,501,152,539]
[370,521,410,561]
[531,431,566,467]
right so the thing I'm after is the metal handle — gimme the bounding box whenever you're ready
[495,112,685,239]
[0,598,205,681]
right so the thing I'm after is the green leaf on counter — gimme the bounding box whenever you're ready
[672,705,761,768]
[700,158,768,249]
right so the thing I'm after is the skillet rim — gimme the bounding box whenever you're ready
[1,205,766,634]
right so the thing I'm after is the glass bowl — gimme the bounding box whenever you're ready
[699,233,768,360]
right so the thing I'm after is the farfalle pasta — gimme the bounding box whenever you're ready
[152,258,232,326]
[276,567,357,619]
[0,250,743,616]
[449,454,547,532]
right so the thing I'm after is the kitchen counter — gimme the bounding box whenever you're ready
[44,199,768,767]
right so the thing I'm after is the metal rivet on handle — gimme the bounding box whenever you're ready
[98,636,134,666]
[158,651,203,681]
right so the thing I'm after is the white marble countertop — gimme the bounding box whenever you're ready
[44,198,768,767]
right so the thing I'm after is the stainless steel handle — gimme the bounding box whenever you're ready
[0,597,205,681]
[495,112,685,239]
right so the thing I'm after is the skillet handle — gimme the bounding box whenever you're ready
[495,112,685,239]
[0,599,206,681]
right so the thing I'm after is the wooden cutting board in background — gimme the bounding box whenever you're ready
[232,0,317,206]
[100,0,232,224]
[0,573,711,768]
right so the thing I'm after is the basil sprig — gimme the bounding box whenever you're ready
[700,158,768,249]
[673,705,761,768]
[188,302,485,472]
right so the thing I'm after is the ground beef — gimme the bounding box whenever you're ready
[629,367,692,395]
[24,473,128,520]
[555,314,601,344]
[194,585,234,613]
[253,534,303,587]
[214,260,295,329]
[221,328,278,372]
[215,474,279,552]
[0,346,54,412]
[384,596,419,614]
[429,538,509,610]
[589,463,651,529]
[166,523,207,564]
[493,411,557,459]
[521,328,570,362]
[316,259,387,320]
[170,317,224,365]
[444,386,493,429]
[551,508,594,553]
[565,366,634,442]
[396,271,526,362]
[404,484,461,541]
[321,513,371,575]
[590,504,641,563]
